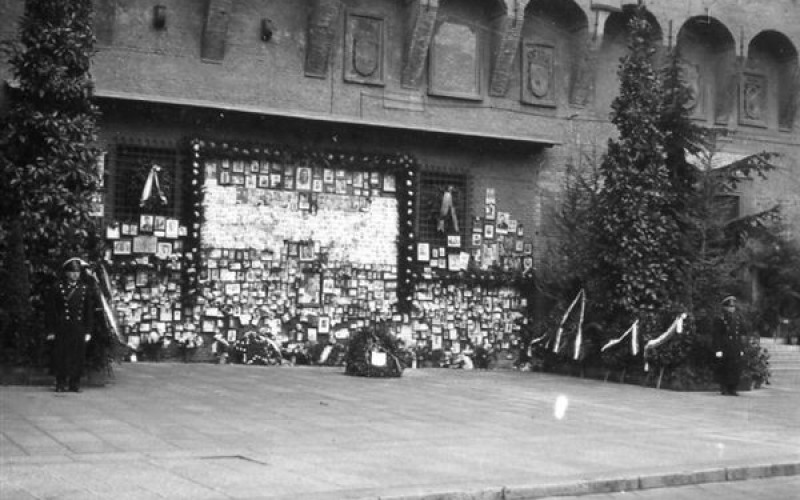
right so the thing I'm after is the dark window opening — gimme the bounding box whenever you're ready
[112,144,182,222]
[416,170,469,247]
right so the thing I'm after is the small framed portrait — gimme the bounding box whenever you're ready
[517,223,524,237]
[139,214,154,233]
[231,173,245,185]
[135,270,149,287]
[323,168,335,184]
[496,212,510,235]
[298,272,322,307]
[284,166,296,190]
[287,242,299,257]
[232,160,245,173]
[370,172,381,186]
[296,166,312,191]
[447,235,461,248]
[382,174,396,193]
[154,216,167,236]
[417,242,430,262]
[507,219,518,234]
[245,175,257,189]
[299,242,315,261]
[121,223,131,236]
[471,233,482,247]
[219,170,231,185]
[113,239,132,255]
[106,223,120,240]
[156,242,173,260]
[259,160,271,174]
[484,223,495,239]
[220,159,230,170]
[318,316,331,334]
[165,219,179,239]
[298,192,311,211]
[485,203,496,220]
[485,188,496,205]
[312,178,323,193]
[524,242,533,254]
[270,173,282,189]
[249,160,260,174]
[257,174,270,188]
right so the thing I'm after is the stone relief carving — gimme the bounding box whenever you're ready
[521,42,556,107]
[345,13,384,85]
[739,72,768,127]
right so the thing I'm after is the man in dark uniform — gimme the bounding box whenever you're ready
[46,258,95,392]
[712,295,746,396]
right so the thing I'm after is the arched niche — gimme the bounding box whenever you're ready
[594,5,664,115]
[675,16,737,126]
[519,0,589,108]
[427,0,501,100]
[745,30,799,131]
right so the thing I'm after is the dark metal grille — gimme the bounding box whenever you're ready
[416,170,469,246]
[112,144,182,221]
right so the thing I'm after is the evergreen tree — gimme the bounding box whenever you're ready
[0,0,100,364]
[589,8,689,319]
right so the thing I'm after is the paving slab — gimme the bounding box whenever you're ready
[1,363,798,500]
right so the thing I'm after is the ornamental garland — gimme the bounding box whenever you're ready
[188,138,419,315]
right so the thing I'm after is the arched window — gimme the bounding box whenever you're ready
[675,16,737,126]
[745,30,799,131]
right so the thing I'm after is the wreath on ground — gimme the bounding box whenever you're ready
[344,323,404,378]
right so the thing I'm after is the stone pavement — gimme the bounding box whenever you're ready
[1,363,798,500]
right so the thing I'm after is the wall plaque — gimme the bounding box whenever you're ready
[521,42,555,107]
[344,13,385,86]
[739,72,768,128]
[429,21,481,100]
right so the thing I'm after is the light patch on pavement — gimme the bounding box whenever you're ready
[554,395,569,420]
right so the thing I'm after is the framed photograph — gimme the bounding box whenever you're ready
[514,239,524,253]
[382,174,396,193]
[245,175,257,189]
[485,188,496,204]
[255,175,269,188]
[165,219,179,239]
[259,160,271,174]
[113,239,132,255]
[370,172,381,186]
[323,168,335,184]
[218,170,231,185]
[173,309,182,322]
[132,235,158,254]
[156,242,173,259]
[231,173,245,185]
[447,253,462,271]
[298,272,322,307]
[485,203,496,220]
[312,179,323,193]
[296,166,312,191]
[522,256,534,273]
[496,212,510,235]
[135,270,149,287]
[484,223,495,240]
[417,242,430,262]
[447,235,461,248]
[232,160,245,173]
[318,316,331,334]
[249,160,260,174]
[298,192,311,211]
[154,216,167,236]
[524,242,532,254]
[517,223,524,237]
[299,242,315,261]
[284,166,296,190]
[220,159,230,170]
[471,233,482,247]
[139,214,154,233]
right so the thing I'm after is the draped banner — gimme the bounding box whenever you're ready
[140,164,168,207]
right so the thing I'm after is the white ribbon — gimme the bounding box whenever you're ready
[553,289,585,358]
[601,320,639,355]
[644,313,688,351]
[140,164,167,207]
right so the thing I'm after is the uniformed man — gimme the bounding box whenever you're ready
[712,295,746,396]
[46,258,95,392]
